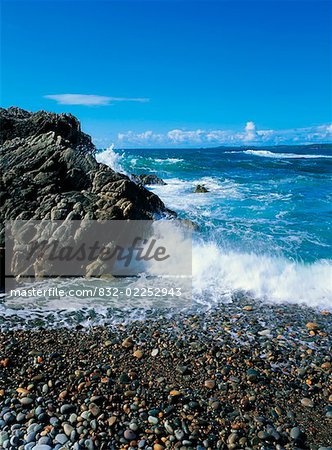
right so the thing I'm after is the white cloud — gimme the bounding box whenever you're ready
[118,130,164,145]
[44,94,149,106]
[244,121,257,141]
[115,122,332,148]
[167,129,205,144]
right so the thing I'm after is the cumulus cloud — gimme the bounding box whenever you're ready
[44,94,149,106]
[115,122,332,148]
[118,130,164,145]
[167,129,205,144]
[244,121,257,141]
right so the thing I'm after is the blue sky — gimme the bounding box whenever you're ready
[1,0,331,147]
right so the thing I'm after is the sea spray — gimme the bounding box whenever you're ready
[242,149,332,159]
[191,241,332,309]
[96,144,127,174]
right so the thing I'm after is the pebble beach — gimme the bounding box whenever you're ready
[1,299,331,450]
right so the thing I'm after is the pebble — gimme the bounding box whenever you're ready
[88,403,100,417]
[85,439,94,450]
[124,429,137,440]
[243,305,253,311]
[0,299,331,450]
[301,397,314,408]
[60,404,75,414]
[204,379,215,389]
[246,368,259,382]
[133,350,143,359]
[122,337,134,348]
[258,431,270,440]
[148,416,159,425]
[63,423,74,437]
[69,413,77,424]
[174,429,184,440]
[306,322,319,330]
[37,437,52,445]
[32,446,52,450]
[258,328,272,336]
[55,434,68,445]
[290,427,302,440]
[20,397,33,406]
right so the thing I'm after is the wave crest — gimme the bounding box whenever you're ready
[192,241,332,309]
[243,149,332,159]
[96,145,127,174]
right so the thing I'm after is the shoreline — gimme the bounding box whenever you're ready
[1,108,331,449]
[1,299,331,449]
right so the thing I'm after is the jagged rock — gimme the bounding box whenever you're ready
[131,173,166,186]
[179,219,200,231]
[0,107,174,283]
[194,184,209,193]
[0,106,94,151]
[0,107,169,231]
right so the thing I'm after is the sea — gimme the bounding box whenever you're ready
[1,144,332,328]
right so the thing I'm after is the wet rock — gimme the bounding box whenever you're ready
[132,174,167,186]
[194,184,209,193]
[0,107,170,283]
[63,423,74,437]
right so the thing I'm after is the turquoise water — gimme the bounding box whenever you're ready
[97,145,332,308]
[2,144,332,329]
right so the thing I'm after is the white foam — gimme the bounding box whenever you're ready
[154,158,184,164]
[192,241,332,309]
[149,176,242,213]
[96,144,128,174]
[243,149,332,159]
[4,241,331,321]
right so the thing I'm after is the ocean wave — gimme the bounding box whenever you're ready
[2,242,331,330]
[154,158,184,164]
[243,149,332,159]
[192,241,332,309]
[96,145,128,174]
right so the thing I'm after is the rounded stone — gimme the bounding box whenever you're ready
[20,397,34,406]
[55,433,68,445]
[174,429,184,440]
[290,427,302,440]
[148,416,159,425]
[301,398,314,408]
[124,429,137,440]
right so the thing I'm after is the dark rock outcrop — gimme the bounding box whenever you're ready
[131,173,167,186]
[0,107,174,283]
[194,184,209,193]
[0,108,171,243]
[0,106,93,150]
